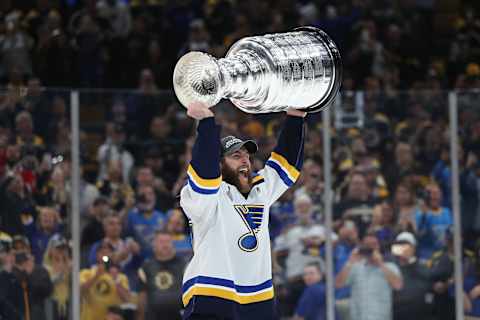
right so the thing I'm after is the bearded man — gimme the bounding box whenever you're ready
[180,101,306,320]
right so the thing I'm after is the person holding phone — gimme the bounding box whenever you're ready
[80,241,131,320]
[0,250,53,320]
[335,233,403,320]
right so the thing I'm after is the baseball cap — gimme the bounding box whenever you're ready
[221,136,258,156]
[12,235,30,247]
[395,232,416,247]
[50,235,69,249]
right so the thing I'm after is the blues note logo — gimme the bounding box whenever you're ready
[234,205,265,252]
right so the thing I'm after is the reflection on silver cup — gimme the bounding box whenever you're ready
[173,26,342,113]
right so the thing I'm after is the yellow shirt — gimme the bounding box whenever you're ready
[80,266,130,320]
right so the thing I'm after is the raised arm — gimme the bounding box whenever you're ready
[261,108,306,204]
[180,102,222,223]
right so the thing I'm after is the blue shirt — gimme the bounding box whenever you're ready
[464,275,480,316]
[295,282,327,320]
[415,207,453,260]
[269,200,295,239]
[125,208,166,258]
[333,241,355,299]
[24,222,63,263]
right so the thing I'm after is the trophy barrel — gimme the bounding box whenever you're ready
[173,26,342,113]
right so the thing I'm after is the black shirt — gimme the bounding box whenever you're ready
[138,255,187,320]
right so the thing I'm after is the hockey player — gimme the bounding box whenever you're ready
[180,101,306,320]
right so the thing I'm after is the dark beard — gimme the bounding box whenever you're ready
[221,162,253,193]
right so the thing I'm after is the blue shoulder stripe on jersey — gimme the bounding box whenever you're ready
[187,176,220,195]
[183,276,272,294]
[265,160,294,187]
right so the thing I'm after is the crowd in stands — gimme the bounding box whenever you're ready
[1,0,480,320]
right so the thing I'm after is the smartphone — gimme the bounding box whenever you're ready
[15,252,29,264]
[391,244,408,256]
[102,255,111,271]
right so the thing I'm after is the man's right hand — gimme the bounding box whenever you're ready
[187,101,214,120]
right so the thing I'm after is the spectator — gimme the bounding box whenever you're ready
[43,235,71,320]
[134,166,173,212]
[334,171,377,236]
[24,206,64,263]
[125,185,166,259]
[137,230,186,320]
[415,183,453,261]
[428,229,476,320]
[0,174,33,235]
[0,250,53,320]
[294,159,323,217]
[336,233,403,320]
[393,183,418,233]
[274,194,334,315]
[80,241,131,320]
[0,12,34,79]
[15,111,44,149]
[465,240,480,318]
[369,201,396,246]
[269,188,295,239]
[97,122,135,184]
[334,220,360,319]
[293,262,329,320]
[0,231,13,272]
[81,197,111,254]
[12,234,31,253]
[385,142,420,192]
[165,208,192,258]
[97,158,135,212]
[391,232,435,320]
[88,213,141,270]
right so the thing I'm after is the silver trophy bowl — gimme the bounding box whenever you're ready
[173,26,342,113]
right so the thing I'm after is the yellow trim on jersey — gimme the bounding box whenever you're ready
[270,152,300,181]
[182,286,274,306]
[252,175,264,183]
[187,165,222,188]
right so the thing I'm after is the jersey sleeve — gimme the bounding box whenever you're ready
[259,115,305,206]
[180,117,222,223]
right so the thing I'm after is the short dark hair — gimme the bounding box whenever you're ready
[305,261,322,273]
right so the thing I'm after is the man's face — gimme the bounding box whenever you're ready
[303,265,322,286]
[221,148,252,193]
[153,234,175,259]
[347,174,368,200]
[362,235,379,251]
[104,217,122,238]
[39,209,56,231]
[137,186,156,211]
[136,168,154,186]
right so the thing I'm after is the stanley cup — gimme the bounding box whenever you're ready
[173,26,342,113]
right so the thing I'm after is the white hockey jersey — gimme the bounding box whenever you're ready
[180,116,305,315]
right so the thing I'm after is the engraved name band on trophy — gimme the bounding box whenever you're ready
[173,26,342,114]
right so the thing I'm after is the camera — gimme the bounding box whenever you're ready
[417,189,431,206]
[358,245,373,257]
[102,255,111,271]
[15,252,29,265]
